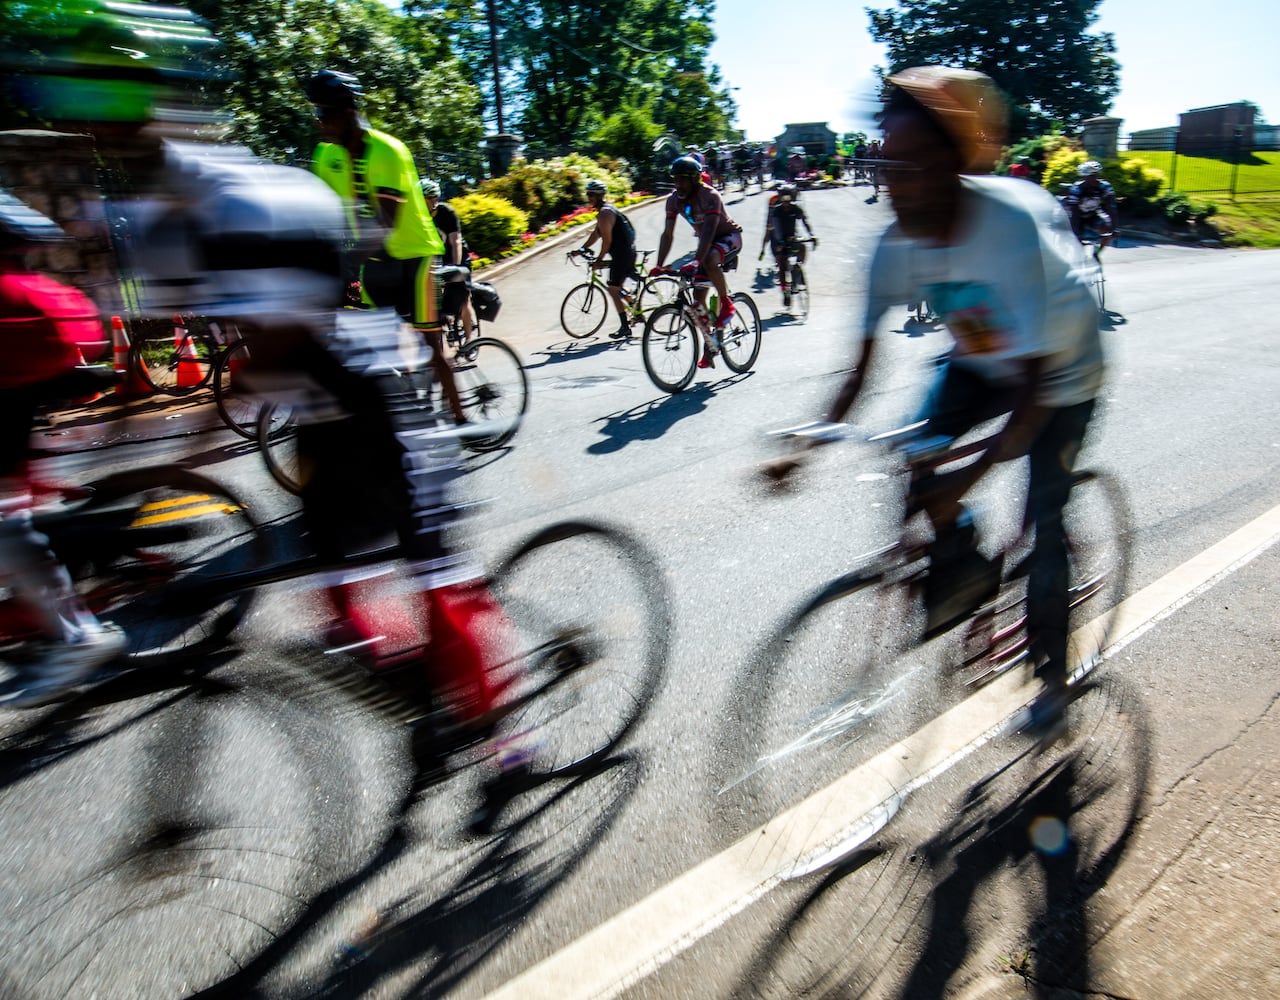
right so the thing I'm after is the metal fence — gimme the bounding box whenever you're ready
[1120,133,1280,198]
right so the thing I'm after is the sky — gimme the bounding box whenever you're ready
[708,0,1280,141]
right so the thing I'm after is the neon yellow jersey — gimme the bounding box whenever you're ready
[312,128,443,260]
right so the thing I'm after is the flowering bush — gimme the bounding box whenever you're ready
[449,192,530,258]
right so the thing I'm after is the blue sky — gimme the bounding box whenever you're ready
[709,0,1280,141]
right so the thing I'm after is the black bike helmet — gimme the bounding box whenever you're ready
[670,155,702,178]
[304,69,363,109]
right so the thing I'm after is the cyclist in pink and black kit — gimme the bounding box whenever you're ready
[651,156,744,369]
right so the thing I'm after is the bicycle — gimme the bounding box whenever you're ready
[126,313,224,397]
[639,262,762,394]
[1078,232,1108,310]
[559,248,680,339]
[719,421,1131,822]
[0,461,670,995]
[778,236,816,320]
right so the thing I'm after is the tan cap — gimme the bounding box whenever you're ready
[885,66,1008,173]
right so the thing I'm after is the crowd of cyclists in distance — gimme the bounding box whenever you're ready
[673,138,887,192]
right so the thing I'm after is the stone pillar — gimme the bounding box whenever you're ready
[0,129,125,318]
[1081,116,1123,160]
[484,134,522,178]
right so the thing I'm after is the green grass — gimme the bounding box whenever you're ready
[1121,150,1280,246]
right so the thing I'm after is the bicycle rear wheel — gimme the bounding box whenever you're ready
[788,263,810,320]
[720,292,762,373]
[559,282,608,338]
[212,338,261,439]
[67,468,270,666]
[641,303,698,393]
[488,521,670,776]
[453,336,528,452]
[128,326,217,396]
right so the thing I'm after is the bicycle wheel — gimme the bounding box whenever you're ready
[212,339,262,439]
[128,327,217,396]
[488,521,670,776]
[789,264,810,320]
[453,336,529,452]
[559,282,609,338]
[641,303,699,393]
[256,402,304,495]
[66,467,270,666]
[1092,261,1106,310]
[1063,469,1130,680]
[718,566,939,826]
[720,292,762,373]
[637,274,681,314]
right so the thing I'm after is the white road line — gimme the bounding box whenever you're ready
[484,502,1280,1000]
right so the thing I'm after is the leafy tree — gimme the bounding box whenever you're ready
[866,0,1120,138]
[591,101,664,177]
[188,0,484,166]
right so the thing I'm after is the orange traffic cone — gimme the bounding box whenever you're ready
[174,313,203,389]
[70,345,102,404]
[111,315,153,399]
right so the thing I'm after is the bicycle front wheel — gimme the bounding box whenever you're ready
[454,336,529,451]
[68,467,270,666]
[488,521,671,776]
[212,338,261,439]
[559,282,609,338]
[720,292,762,373]
[256,402,304,495]
[1063,468,1130,680]
[128,327,217,396]
[641,303,699,393]
[790,263,810,321]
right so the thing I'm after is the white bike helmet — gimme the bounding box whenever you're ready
[1078,160,1102,177]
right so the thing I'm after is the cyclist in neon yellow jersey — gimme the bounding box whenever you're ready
[306,70,463,421]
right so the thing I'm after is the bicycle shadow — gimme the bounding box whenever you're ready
[522,336,634,373]
[1098,308,1128,332]
[586,378,748,454]
[726,676,1152,998]
[190,751,641,999]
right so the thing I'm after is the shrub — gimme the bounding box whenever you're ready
[1157,192,1218,226]
[997,133,1072,183]
[449,192,529,258]
[478,154,630,230]
[1041,148,1088,196]
[1104,157,1165,214]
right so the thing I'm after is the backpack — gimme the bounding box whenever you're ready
[469,280,502,322]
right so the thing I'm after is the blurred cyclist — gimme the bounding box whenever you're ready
[0,192,124,707]
[1062,160,1117,256]
[759,183,816,307]
[573,178,638,340]
[651,155,744,369]
[2,1,528,825]
[422,178,478,345]
[768,66,1104,739]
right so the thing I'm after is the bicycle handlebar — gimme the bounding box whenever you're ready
[567,247,597,265]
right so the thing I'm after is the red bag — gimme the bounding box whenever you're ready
[0,272,107,389]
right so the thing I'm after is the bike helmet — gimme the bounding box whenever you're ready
[1078,160,1102,176]
[420,179,441,198]
[304,69,363,110]
[584,178,608,194]
[0,0,222,124]
[670,155,703,178]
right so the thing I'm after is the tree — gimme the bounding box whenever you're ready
[866,0,1120,138]
[188,0,484,167]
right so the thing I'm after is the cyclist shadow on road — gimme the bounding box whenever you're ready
[729,677,1152,999]
[587,378,751,454]
[523,337,635,372]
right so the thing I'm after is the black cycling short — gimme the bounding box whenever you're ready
[606,247,636,288]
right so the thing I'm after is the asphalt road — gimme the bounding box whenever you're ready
[3,181,1279,999]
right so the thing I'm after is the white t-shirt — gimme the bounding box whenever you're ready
[864,175,1103,407]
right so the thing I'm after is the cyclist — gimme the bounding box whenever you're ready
[1062,160,1117,257]
[305,70,467,423]
[732,143,752,189]
[759,183,817,307]
[573,178,638,340]
[768,66,1104,739]
[787,147,807,182]
[422,179,477,345]
[0,193,124,707]
[3,4,530,825]
[651,155,744,369]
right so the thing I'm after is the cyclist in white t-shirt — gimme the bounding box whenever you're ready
[769,66,1103,739]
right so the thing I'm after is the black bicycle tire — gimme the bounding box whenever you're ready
[487,520,671,777]
[559,282,608,338]
[256,402,304,495]
[453,336,529,452]
[641,303,699,393]
[1063,468,1131,680]
[212,339,261,440]
[128,329,217,396]
[70,467,270,667]
[721,292,762,372]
